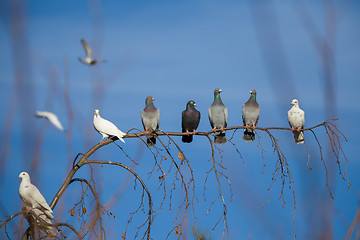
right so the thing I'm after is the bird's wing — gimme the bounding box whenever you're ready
[224,106,228,127]
[156,109,160,129]
[81,39,93,59]
[48,114,64,131]
[29,185,53,213]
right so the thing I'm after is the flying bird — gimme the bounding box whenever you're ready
[18,172,54,220]
[182,100,201,143]
[141,96,160,146]
[93,109,126,144]
[208,88,228,144]
[288,99,305,144]
[35,111,64,131]
[242,89,260,142]
[79,39,106,65]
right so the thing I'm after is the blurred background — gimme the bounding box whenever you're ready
[0,0,359,239]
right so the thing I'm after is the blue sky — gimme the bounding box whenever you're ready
[1,0,360,239]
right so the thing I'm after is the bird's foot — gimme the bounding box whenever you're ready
[212,128,216,131]
[186,130,190,135]
[297,128,301,132]
[291,127,295,131]
[245,125,249,129]
[252,125,256,130]
[193,130,197,134]
[220,126,224,131]
[99,139,103,145]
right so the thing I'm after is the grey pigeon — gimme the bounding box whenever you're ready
[18,172,54,220]
[288,99,305,144]
[208,88,228,144]
[35,111,64,131]
[242,89,260,142]
[93,109,126,144]
[79,39,106,65]
[182,100,201,143]
[141,96,160,146]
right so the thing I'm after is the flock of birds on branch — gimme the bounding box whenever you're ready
[18,39,305,238]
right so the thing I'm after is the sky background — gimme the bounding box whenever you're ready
[0,0,360,239]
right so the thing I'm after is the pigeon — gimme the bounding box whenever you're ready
[182,100,201,143]
[208,88,228,144]
[35,111,64,131]
[288,99,305,144]
[242,89,260,142]
[79,39,106,65]
[93,109,126,144]
[141,96,160,146]
[18,172,54,220]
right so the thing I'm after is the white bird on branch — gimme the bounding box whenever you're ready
[93,109,126,144]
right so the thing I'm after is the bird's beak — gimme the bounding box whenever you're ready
[194,103,197,106]
[219,89,222,92]
[152,97,154,101]
[250,90,253,94]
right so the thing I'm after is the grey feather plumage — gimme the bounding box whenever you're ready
[208,88,228,144]
[141,96,160,146]
[242,89,260,142]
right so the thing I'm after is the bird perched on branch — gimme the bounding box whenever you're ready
[242,89,260,142]
[35,111,64,131]
[182,100,200,143]
[288,99,305,144]
[79,39,106,65]
[19,172,54,220]
[93,109,126,144]
[141,96,160,146]
[19,172,56,237]
[208,88,228,145]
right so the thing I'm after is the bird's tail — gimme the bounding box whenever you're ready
[44,210,54,220]
[147,136,156,146]
[116,131,126,143]
[41,214,56,237]
[294,131,304,144]
[182,135,193,143]
[243,128,255,142]
[214,131,226,145]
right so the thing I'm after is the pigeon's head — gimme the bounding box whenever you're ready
[291,99,299,106]
[249,89,257,95]
[145,96,155,105]
[94,109,100,116]
[18,172,30,180]
[186,100,196,109]
[214,88,222,95]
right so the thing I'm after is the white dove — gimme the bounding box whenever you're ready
[35,111,64,131]
[79,39,106,65]
[93,109,126,144]
[18,172,54,220]
[288,99,305,144]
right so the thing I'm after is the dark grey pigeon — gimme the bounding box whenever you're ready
[141,96,160,146]
[182,100,201,143]
[208,88,228,144]
[242,89,260,142]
